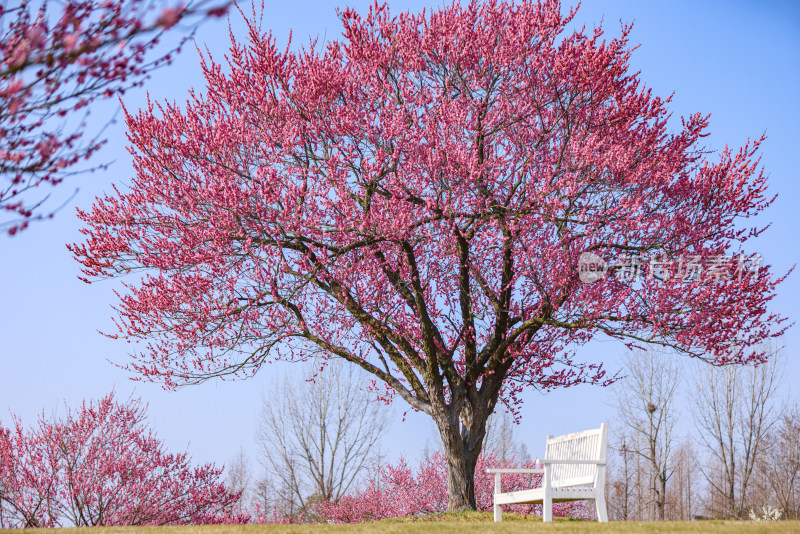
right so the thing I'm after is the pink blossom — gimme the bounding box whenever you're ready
[63,33,80,53]
[157,6,183,29]
[2,78,24,96]
[207,3,231,18]
[9,44,30,68]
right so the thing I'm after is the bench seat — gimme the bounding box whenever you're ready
[488,422,608,522]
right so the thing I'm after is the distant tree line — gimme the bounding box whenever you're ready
[606,345,798,521]
[5,349,794,526]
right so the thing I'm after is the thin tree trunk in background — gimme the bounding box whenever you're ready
[613,350,681,521]
[693,342,782,518]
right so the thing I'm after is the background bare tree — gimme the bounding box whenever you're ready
[607,429,638,521]
[612,350,682,520]
[666,437,699,520]
[225,448,252,516]
[750,403,800,519]
[256,359,389,518]
[482,411,530,464]
[693,343,782,518]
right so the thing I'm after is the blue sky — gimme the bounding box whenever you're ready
[1,0,798,471]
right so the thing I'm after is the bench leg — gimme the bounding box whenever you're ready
[543,494,553,522]
[595,495,608,522]
[493,473,502,522]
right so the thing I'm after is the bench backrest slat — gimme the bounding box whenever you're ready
[544,423,608,488]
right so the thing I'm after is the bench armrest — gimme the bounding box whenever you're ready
[541,459,606,465]
[486,468,544,474]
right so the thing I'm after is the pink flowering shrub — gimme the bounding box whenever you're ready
[0,392,240,528]
[314,451,595,523]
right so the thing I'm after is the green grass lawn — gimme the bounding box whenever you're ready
[6,513,800,534]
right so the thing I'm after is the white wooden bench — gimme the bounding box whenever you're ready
[487,422,608,522]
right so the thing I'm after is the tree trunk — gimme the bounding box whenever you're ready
[431,402,490,512]
[443,442,478,511]
[657,475,666,520]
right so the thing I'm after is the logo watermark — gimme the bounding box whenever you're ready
[577,252,762,284]
[577,252,608,284]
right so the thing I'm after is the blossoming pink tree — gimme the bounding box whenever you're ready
[0,0,229,235]
[71,0,786,511]
[0,393,240,527]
